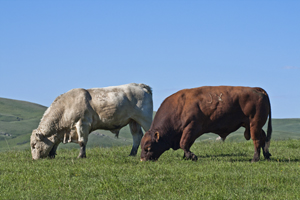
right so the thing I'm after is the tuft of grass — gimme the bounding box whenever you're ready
[0,140,300,199]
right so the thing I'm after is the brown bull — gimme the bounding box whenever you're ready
[140,86,272,162]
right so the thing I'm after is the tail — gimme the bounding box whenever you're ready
[254,87,272,149]
[138,83,152,96]
[265,93,272,150]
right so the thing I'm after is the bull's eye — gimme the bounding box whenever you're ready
[32,144,36,149]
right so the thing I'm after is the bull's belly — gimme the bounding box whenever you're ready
[202,118,245,135]
[91,117,130,132]
[207,125,242,135]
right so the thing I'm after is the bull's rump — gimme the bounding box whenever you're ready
[89,84,151,125]
[163,86,270,134]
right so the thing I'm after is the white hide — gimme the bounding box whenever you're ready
[30,83,153,159]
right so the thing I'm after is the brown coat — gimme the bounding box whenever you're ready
[140,86,272,162]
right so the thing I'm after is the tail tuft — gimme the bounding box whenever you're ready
[138,83,152,95]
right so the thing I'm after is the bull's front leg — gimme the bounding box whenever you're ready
[48,143,59,158]
[78,142,86,158]
[180,122,199,161]
[76,121,90,158]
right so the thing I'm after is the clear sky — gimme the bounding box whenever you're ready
[1,1,299,118]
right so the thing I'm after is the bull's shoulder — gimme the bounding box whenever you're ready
[49,88,91,111]
[66,88,89,96]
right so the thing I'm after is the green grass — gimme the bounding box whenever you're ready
[1,98,300,199]
[1,140,300,199]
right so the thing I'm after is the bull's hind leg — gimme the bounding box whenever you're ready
[129,120,143,156]
[250,125,263,162]
[133,112,152,133]
[261,129,271,160]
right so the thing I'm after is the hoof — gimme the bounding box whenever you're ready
[191,154,198,161]
[251,158,260,163]
[263,152,272,160]
[48,155,55,159]
[183,152,198,161]
[129,149,138,156]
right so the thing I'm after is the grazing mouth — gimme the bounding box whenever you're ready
[140,157,157,162]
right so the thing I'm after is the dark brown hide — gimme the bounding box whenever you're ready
[140,86,272,162]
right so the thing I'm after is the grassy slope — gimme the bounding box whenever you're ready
[0,97,46,151]
[1,97,300,152]
[0,140,299,199]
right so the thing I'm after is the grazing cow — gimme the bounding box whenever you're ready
[140,86,272,162]
[30,83,153,160]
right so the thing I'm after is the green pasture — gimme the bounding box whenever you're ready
[1,140,300,199]
[1,97,300,199]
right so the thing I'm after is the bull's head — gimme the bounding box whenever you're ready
[30,129,55,160]
[140,131,167,161]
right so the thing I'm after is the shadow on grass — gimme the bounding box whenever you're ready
[196,153,300,163]
[199,152,248,158]
[197,153,251,162]
[269,158,300,163]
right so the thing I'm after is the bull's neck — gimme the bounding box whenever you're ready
[154,125,181,150]
[38,105,64,137]
[38,118,61,137]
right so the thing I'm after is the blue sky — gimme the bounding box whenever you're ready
[1,1,299,118]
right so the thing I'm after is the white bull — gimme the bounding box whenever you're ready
[30,83,153,160]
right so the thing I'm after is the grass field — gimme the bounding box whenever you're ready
[1,139,300,199]
[1,97,300,199]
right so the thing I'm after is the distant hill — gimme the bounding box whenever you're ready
[0,97,299,152]
[0,97,47,151]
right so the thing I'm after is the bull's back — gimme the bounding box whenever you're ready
[158,86,269,133]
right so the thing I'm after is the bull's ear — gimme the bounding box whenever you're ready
[154,131,160,142]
